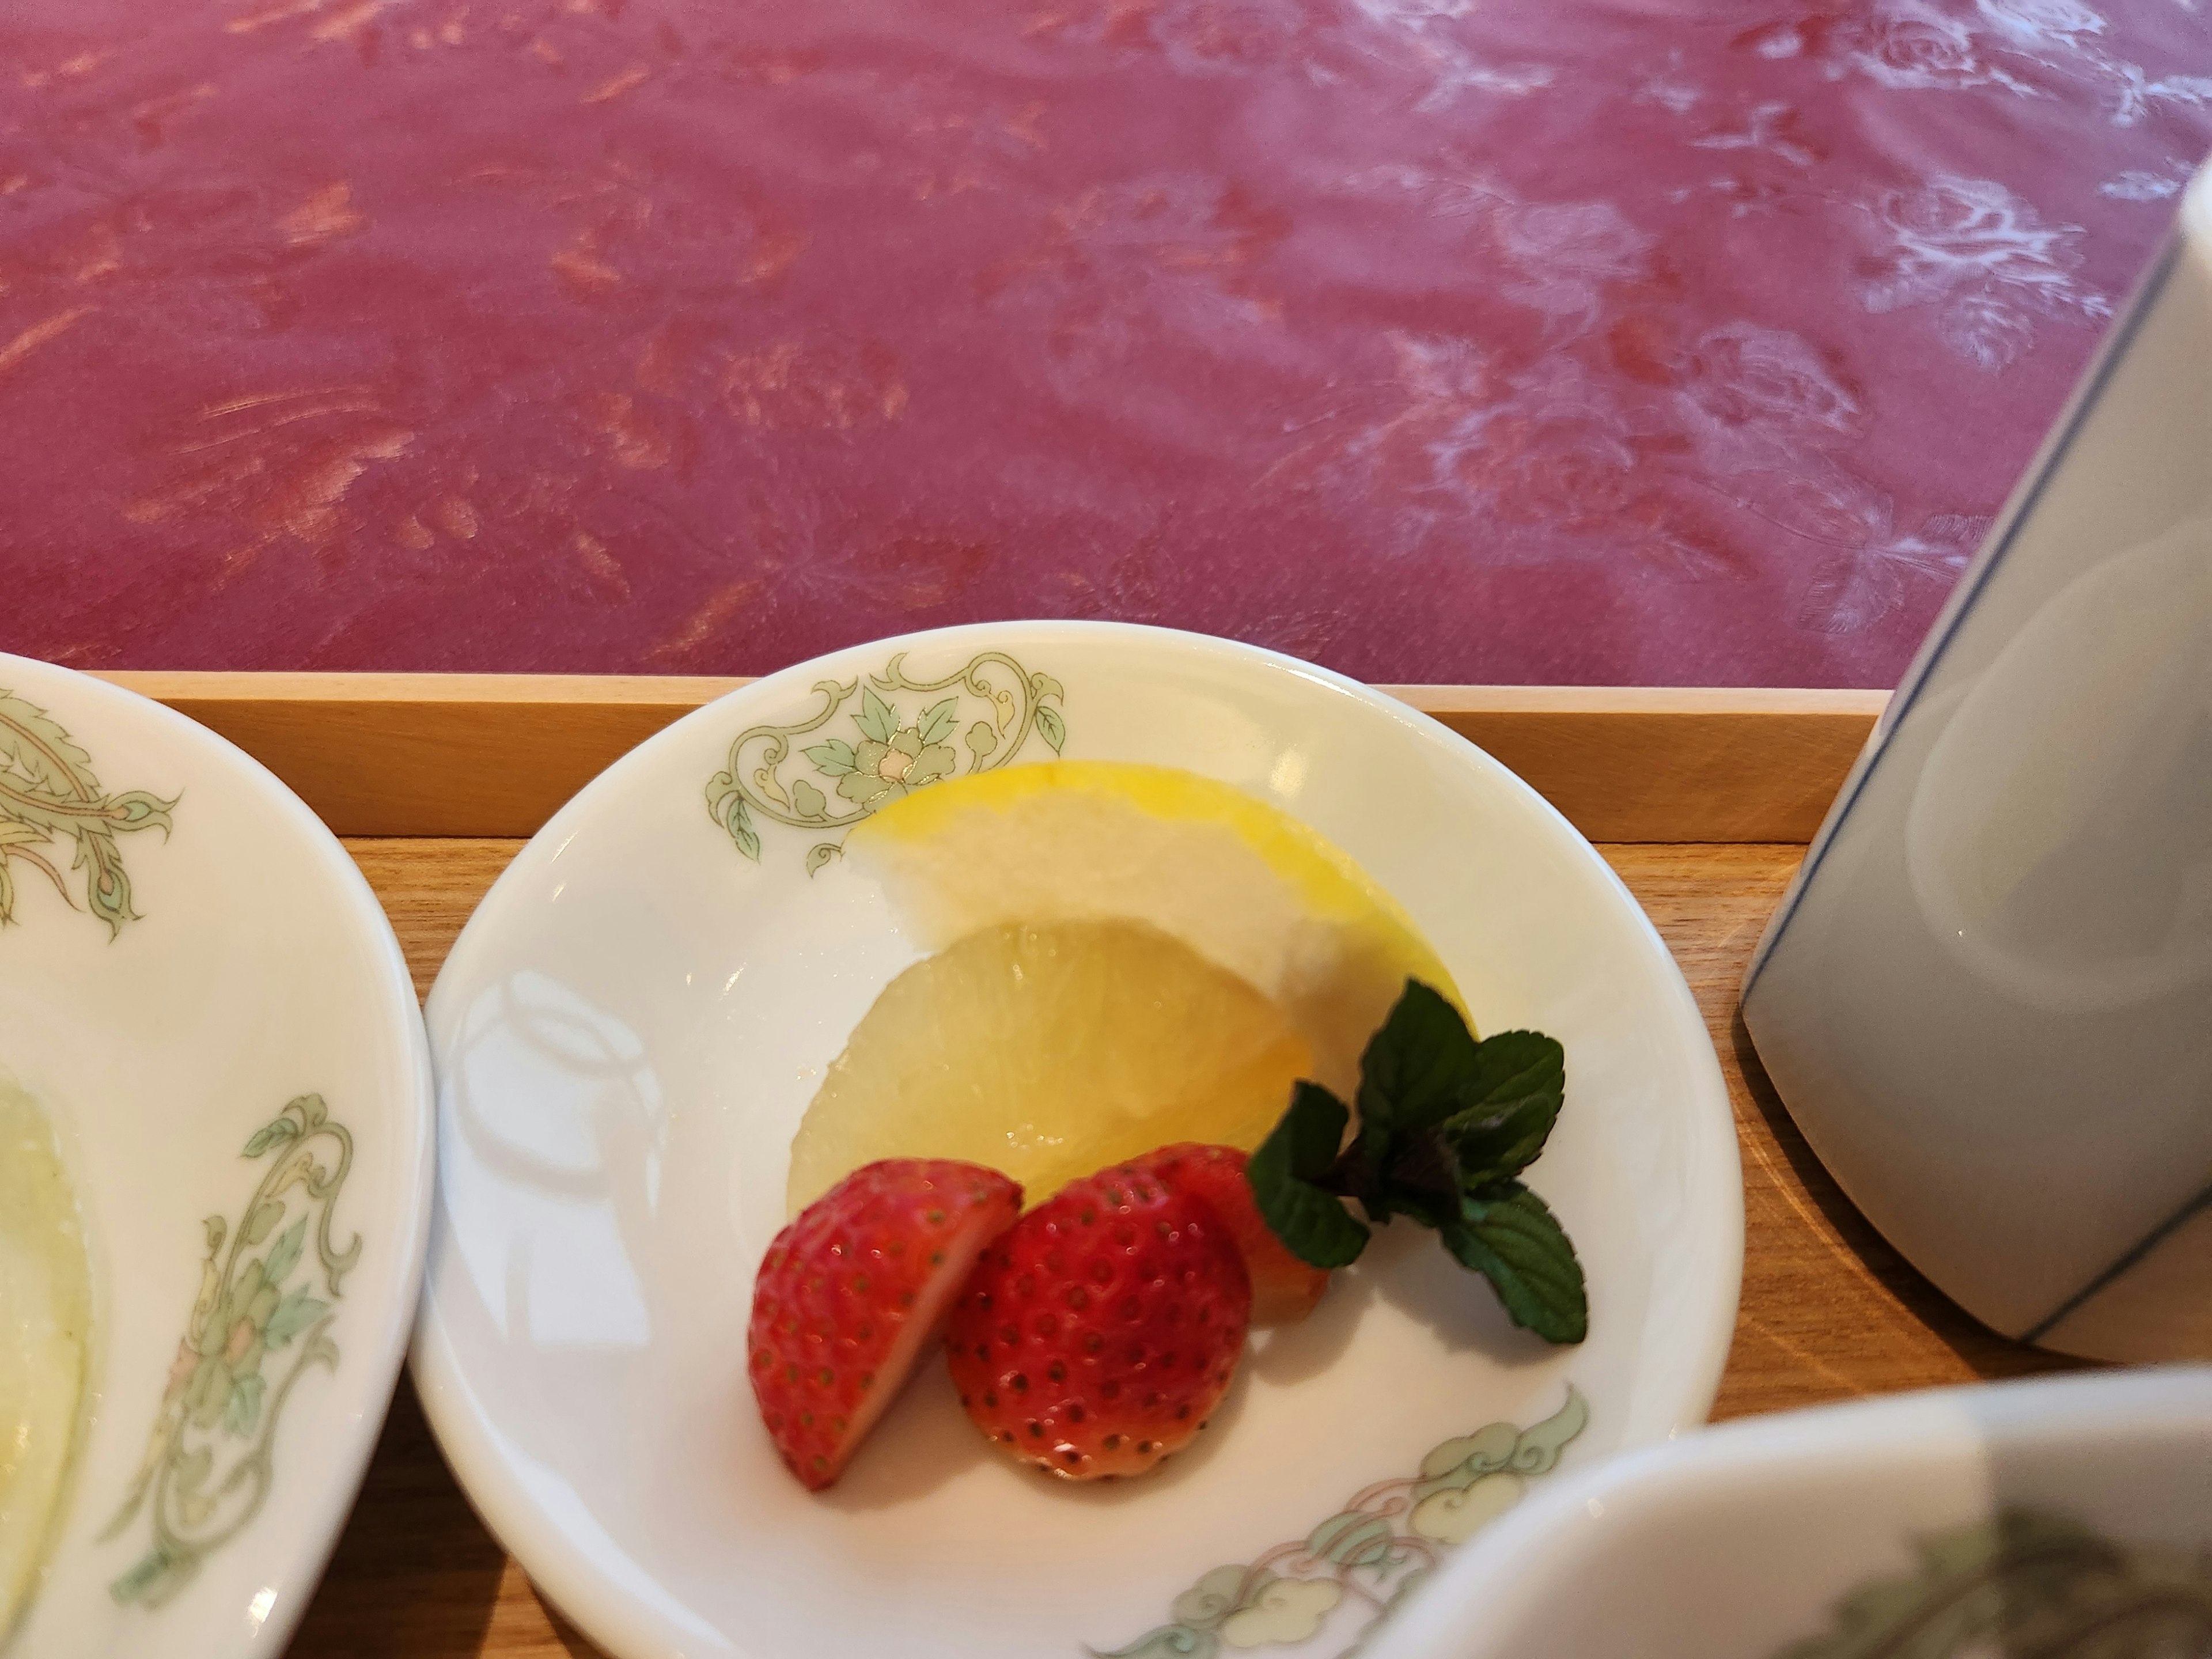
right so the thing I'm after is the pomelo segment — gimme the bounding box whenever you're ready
[787,920,1311,1214]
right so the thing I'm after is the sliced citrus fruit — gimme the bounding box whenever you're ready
[844,760,1460,1094]
[786,762,1460,1213]
[786,920,1313,1214]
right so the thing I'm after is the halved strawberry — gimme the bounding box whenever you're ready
[945,1161,1251,1480]
[748,1158,1021,1490]
[1133,1143,1331,1324]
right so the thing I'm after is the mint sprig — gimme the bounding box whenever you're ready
[1245,981,1586,1344]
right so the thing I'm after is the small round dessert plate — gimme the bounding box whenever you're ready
[0,653,433,1659]
[412,621,1742,1659]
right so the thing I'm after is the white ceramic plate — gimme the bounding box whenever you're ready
[0,653,433,1659]
[1369,1365,2212,1659]
[412,622,1741,1659]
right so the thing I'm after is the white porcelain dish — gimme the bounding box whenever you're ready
[411,621,1743,1659]
[0,652,434,1659]
[1371,1365,2212,1659]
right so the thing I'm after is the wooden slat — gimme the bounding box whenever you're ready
[96,673,1887,843]
[287,836,2078,1659]
[1410,685,1885,846]
[97,673,732,842]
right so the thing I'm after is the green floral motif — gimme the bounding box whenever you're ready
[0,687,176,935]
[1775,1508,2212,1659]
[705,649,1067,873]
[101,1094,361,1609]
[1094,1387,1587,1659]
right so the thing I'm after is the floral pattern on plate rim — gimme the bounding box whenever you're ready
[1094,1386,1588,1659]
[102,1093,361,1609]
[0,687,176,937]
[705,649,1068,873]
[1773,1506,2212,1659]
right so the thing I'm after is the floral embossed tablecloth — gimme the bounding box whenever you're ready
[1,0,2206,684]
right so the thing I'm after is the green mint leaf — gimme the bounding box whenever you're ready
[1248,1082,1370,1268]
[1355,980,1480,1136]
[1438,1031,1566,1184]
[1365,1125,1458,1228]
[1370,1187,1452,1230]
[1338,1146,1389,1224]
[1252,1171,1370,1269]
[1440,1183,1587,1344]
[1250,980,1584,1343]
[1273,1080,1349,1180]
[1385,1126,1460,1200]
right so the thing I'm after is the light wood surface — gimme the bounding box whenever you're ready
[282,836,2080,1659]
[94,673,1887,844]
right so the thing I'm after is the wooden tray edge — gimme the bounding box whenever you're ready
[95,672,1887,843]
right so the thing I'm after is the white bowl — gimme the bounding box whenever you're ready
[0,654,433,1659]
[411,621,1742,1659]
[1370,1365,2212,1659]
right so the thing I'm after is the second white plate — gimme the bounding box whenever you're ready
[0,652,431,1659]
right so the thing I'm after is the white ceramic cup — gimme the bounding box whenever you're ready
[1741,164,2212,1362]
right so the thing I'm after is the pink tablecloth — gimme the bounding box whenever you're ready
[3,0,2205,684]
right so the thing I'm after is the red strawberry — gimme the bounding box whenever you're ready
[945,1162,1252,1480]
[748,1158,1021,1490]
[1132,1143,1332,1325]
